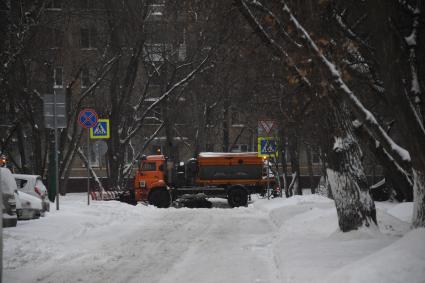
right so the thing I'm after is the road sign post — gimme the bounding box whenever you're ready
[90,121,110,200]
[54,90,59,210]
[43,89,67,210]
[78,109,98,206]
[258,137,279,198]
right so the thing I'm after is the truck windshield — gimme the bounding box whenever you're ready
[141,162,156,171]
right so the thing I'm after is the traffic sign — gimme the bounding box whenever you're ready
[43,89,67,128]
[90,119,110,139]
[78,109,98,129]
[258,137,278,157]
[258,120,277,136]
[94,140,108,155]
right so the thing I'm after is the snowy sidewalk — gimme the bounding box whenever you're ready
[3,194,425,283]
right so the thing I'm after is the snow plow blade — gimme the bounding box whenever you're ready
[90,190,137,205]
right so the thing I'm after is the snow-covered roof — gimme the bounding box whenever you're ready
[198,152,259,158]
[1,167,18,194]
[13,174,42,181]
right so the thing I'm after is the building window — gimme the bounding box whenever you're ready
[46,0,62,10]
[145,65,162,86]
[80,27,97,49]
[46,28,63,48]
[231,111,239,125]
[312,146,321,164]
[53,67,63,88]
[81,68,91,88]
[147,2,165,21]
[178,43,186,61]
[80,0,96,10]
[231,108,244,126]
[144,43,171,62]
[54,29,63,48]
[142,162,157,171]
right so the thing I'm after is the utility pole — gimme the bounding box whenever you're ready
[87,131,90,205]
[54,88,59,210]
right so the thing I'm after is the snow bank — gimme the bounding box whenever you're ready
[387,202,414,223]
[3,193,422,283]
[324,228,425,283]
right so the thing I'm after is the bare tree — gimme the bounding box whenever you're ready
[236,0,425,229]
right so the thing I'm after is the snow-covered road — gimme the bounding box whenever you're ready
[3,194,425,283]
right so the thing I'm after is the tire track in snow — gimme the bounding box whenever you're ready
[30,209,215,283]
[156,208,281,283]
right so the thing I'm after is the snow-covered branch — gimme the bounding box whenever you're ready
[237,0,311,87]
[0,2,45,86]
[245,0,302,48]
[79,55,121,104]
[333,11,374,52]
[122,55,211,144]
[62,131,84,179]
[123,122,166,179]
[75,142,105,192]
[281,2,412,169]
[134,62,166,113]
[397,0,416,14]
[403,5,422,121]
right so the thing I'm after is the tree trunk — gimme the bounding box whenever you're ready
[15,123,29,173]
[32,125,44,176]
[107,60,121,188]
[413,169,425,227]
[365,0,425,226]
[325,101,377,232]
[222,95,230,152]
[354,124,413,201]
[306,143,315,194]
[163,98,179,162]
[288,130,301,195]
[278,128,289,197]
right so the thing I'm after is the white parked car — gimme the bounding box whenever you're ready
[15,190,43,220]
[1,167,18,227]
[14,174,50,213]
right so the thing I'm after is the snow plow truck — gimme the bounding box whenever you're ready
[121,152,270,208]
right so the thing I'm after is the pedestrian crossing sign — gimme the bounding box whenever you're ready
[90,119,110,139]
[257,137,278,157]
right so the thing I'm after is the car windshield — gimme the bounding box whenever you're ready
[141,162,156,171]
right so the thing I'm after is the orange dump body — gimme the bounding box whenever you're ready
[195,152,265,186]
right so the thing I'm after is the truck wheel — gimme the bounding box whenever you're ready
[228,188,248,208]
[149,189,171,208]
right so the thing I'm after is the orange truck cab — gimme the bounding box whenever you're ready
[133,152,270,208]
[133,155,170,207]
